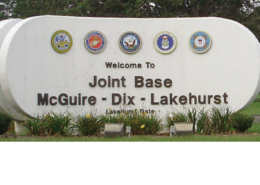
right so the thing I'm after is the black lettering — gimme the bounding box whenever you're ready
[58,93,68,105]
[214,95,221,104]
[98,78,106,87]
[89,76,97,87]
[198,95,206,104]
[50,96,57,106]
[146,79,153,87]
[69,96,77,105]
[208,95,213,104]
[78,93,81,105]
[88,96,96,105]
[112,79,120,87]
[155,79,162,88]
[223,93,228,104]
[189,93,197,104]
[179,96,187,105]
[160,96,168,105]
[127,96,135,105]
[151,93,159,105]
[112,93,122,105]
[170,93,178,105]
[38,93,49,105]
[135,76,144,87]
[164,79,172,88]
[82,96,88,105]
[129,63,137,68]
[105,62,113,68]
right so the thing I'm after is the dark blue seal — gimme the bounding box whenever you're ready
[119,32,142,54]
[154,31,177,54]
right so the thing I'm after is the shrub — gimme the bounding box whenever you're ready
[124,111,161,135]
[77,113,101,136]
[166,107,235,135]
[166,110,188,127]
[99,113,125,124]
[0,112,13,135]
[209,106,233,134]
[196,109,210,134]
[166,113,174,127]
[99,110,161,135]
[231,112,254,132]
[254,97,260,102]
[23,116,47,136]
[23,112,74,136]
[44,112,73,136]
[185,107,198,133]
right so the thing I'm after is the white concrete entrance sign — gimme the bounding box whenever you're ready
[0,16,260,118]
[0,19,24,120]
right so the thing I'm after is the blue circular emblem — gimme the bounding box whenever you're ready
[85,31,106,53]
[119,32,142,54]
[190,31,212,54]
[154,31,177,54]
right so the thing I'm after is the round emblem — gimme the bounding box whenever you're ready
[154,31,177,54]
[84,31,106,53]
[119,31,142,54]
[51,30,73,54]
[190,31,212,54]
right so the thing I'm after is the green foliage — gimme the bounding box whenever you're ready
[196,107,234,134]
[126,111,161,135]
[23,112,74,136]
[44,112,73,136]
[0,0,16,21]
[166,109,189,128]
[209,107,233,134]
[99,112,126,124]
[22,116,47,136]
[99,110,162,135]
[0,112,13,135]
[231,112,254,132]
[77,113,101,136]
[254,98,260,102]
[196,109,210,134]
[14,108,257,137]
[166,114,174,127]
[166,107,236,134]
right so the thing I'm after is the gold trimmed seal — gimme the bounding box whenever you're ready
[51,30,73,54]
[154,31,177,54]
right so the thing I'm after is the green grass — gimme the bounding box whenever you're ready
[239,94,260,116]
[246,123,260,133]
[239,102,260,116]
[1,132,260,141]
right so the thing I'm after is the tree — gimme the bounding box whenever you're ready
[12,0,79,18]
[1,0,260,40]
[0,0,15,20]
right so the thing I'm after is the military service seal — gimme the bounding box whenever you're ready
[51,30,73,54]
[119,31,142,54]
[85,31,106,53]
[190,31,212,54]
[154,31,177,54]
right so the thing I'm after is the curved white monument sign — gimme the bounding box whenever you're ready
[0,16,259,118]
[0,19,24,120]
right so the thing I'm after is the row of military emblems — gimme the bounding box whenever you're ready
[51,30,212,54]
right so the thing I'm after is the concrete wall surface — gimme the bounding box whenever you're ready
[0,16,259,118]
